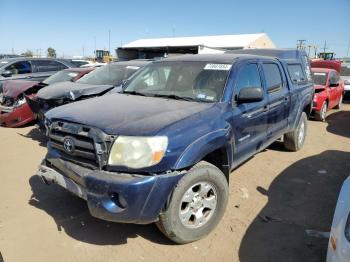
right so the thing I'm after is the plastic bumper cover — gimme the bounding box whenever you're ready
[37,147,185,224]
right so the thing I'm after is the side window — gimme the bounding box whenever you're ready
[329,71,340,86]
[235,64,262,94]
[33,60,68,72]
[262,63,283,93]
[301,55,312,82]
[5,61,32,75]
[287,64,306,84]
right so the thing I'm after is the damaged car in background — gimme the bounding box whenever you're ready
[310,60,344,121]
[0,68,93,127]
[27,60,151,126]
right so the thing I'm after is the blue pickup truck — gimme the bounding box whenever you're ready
[37,49,313,244]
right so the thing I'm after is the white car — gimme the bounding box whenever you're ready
[340,63,350,96]
[327,176,350,262]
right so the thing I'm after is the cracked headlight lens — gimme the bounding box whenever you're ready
[108,136,168,169]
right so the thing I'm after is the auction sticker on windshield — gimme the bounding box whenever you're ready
[204,64,232,70]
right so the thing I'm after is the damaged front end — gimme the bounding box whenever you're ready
[0,94,35,127]
[37,120,184,224]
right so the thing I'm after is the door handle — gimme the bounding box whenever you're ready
[262,105,269,112]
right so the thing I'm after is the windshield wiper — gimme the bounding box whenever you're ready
[152,94,197,102]
[123,90,146,96]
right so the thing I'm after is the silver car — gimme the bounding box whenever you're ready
[340,63,350,96]
[327,176,350,262]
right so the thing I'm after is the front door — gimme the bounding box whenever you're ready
[231,62,269,166]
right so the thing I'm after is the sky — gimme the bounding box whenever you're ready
[0,0,349,58]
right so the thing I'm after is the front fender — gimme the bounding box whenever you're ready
[174,128,231,170]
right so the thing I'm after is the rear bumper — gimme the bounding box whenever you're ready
[0,103,34,127]
[37,146,185,224]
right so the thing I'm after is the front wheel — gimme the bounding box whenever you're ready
[156,161,229,244]
[283,112,308,151]
[314,101,327,121]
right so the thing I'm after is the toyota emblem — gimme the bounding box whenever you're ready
[63,137,75,153]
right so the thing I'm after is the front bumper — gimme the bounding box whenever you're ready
[0,103,35,127]
[37,146,185,224]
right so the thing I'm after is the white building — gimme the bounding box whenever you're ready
[117,33,276,60]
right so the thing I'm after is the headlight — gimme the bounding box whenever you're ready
[108,136,168,169]
[13,97,26,108]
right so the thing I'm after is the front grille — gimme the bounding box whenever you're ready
[48,121,114,169]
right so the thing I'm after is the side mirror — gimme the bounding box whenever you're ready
[1,70,12,77]
[237,87,264,103]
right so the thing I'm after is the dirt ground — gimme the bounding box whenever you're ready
[0,104,349,262]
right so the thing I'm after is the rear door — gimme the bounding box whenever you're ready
[31,60,68,82]
[262,61,289,138]
[231,61,268,165]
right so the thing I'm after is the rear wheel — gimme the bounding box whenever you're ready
[156,161,228,244]
[334,95,343,109]
[283,112,307,151]
[314,101,327,121]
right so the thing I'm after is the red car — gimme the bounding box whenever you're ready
[0,67,93,127]
[311,60,344,121]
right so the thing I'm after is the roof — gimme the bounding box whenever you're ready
[122,33,273,49]
[154,53,273,64]
[227,48,306,60]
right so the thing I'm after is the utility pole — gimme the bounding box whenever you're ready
[314,46,318,58]
[94,36,96,56]
[172,26,176,37]
[108,30,111,55]
[82,44,85,57]
[346,38,350,58]
[297,40,306,50]
[322,40,328,53]
[307,45,312,57]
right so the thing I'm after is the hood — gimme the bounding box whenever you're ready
[3,80,39,98]
[37,81,114,100]
[46,93,214,135]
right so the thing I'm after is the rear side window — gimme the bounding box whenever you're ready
[5,61,32,74]
[301,55,312,81]
[262,63,283,93]
[287,64,306,84]
[32,60,67,72]
[235,64,262,92]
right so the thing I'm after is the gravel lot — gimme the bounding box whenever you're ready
[0,104,349,262]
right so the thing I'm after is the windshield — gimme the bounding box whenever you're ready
[123,61,231,102]
[312,72,327,85]
[42,70,79,85]
[340,65,350,76]
[77,63,141,86]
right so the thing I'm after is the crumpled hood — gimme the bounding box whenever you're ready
[3,80,39,98]
[46,93,214,135]
[37,81,114,100]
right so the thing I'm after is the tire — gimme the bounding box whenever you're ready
[156,161,229,244]
[283,112,308,152]
[334,95,343,109]
[314,101,327,121]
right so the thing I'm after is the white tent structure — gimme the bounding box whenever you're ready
[117,33,276,60]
